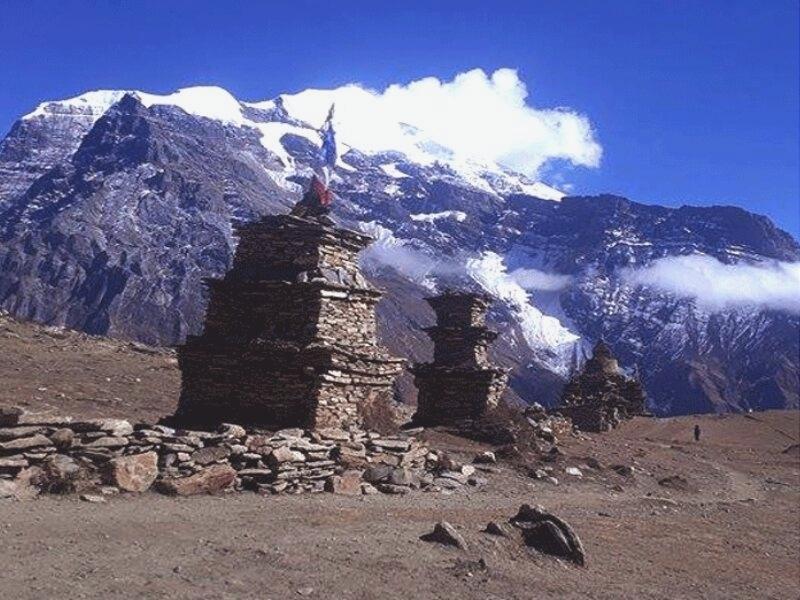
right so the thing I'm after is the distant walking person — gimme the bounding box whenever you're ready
[694,424,701,442]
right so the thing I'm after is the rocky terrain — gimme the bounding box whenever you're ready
[1,312,798,598]
[0,87,798,416]
[1,409,797,599]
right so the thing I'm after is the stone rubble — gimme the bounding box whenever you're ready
[0,408,476,499]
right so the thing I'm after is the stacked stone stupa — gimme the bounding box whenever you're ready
[412,292,509,425]
[558,340,647,432]
[172,203,404,431]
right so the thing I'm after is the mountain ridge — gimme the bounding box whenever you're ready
[0,87,797,415]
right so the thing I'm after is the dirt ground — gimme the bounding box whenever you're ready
[1,313,798,599]
[0,312,180,421]
[1,412,797,599]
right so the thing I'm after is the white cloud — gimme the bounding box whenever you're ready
[509,267,573,291]
[275,68,602,177]
[622,255,800,314]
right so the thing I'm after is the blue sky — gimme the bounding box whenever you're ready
[1,0,798,235]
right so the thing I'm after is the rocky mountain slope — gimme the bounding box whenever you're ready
[0,87,797,414]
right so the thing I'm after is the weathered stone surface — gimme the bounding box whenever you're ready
[324,470,363,495]
[474,451,497,464]
[268,446,306,466]
[484,521,512,537]
[373,483,408,495]
[73,419,134,437]
[191,446,231,465]
[420,521,469,550]
[522,521,573,557]
[0,456,28,469]
[218,423,246,438]
[157,464,236,496]
[85,436,129,449]
[388,467,418,487]
[104,452,158,492]
[510,504,586,566]
[0,426,43,442]
[0,406,24,427]
[0,434,52,452]
[40,455,86,494]
[363,464,392,483]
[49,428,75,450]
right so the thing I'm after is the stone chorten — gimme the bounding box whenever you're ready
[412,292,509,424]
[558,340,647,432]
[172,206,404,431]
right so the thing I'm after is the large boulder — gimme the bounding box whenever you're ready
[157,464,236,496]
[104,451,158,492]
[510,504,586,566]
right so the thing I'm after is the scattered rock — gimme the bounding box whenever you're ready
[657,475,691,492]
[377,483,410,495]
[782,443,800,456]
[420,521,469,550]
[510,504,585,566]
[565,466,583,477]
[611,464,634,477]
[80,493,106,503]
[473,451,496,464]
[484,521,512,537]
[522,521,573,558]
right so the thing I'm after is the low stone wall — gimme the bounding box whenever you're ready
[0,407,476,500]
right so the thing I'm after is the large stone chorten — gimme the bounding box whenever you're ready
[172,210,404,431]
[412,292,509,425]
[558,340,647,432]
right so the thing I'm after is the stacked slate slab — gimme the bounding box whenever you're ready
[172,214,404,431]
[558,340,647,432]
[412,292,509,425]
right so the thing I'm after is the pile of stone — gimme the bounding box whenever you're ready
[523,403,573,444]
[557,340,647,432]
[412,292,508,425]
[173,214,404,432]
[0,407,479,500]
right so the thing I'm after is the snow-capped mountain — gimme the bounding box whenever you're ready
[0,86,797,414]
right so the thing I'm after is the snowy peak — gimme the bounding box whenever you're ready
[19,85,565,202]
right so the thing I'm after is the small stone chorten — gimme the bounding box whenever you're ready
[412,292,509,425]
[558,340,647,432]
[172,194,404,431]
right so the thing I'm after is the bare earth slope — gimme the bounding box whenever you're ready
[0,311,179,421]
[0,315,798,599]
